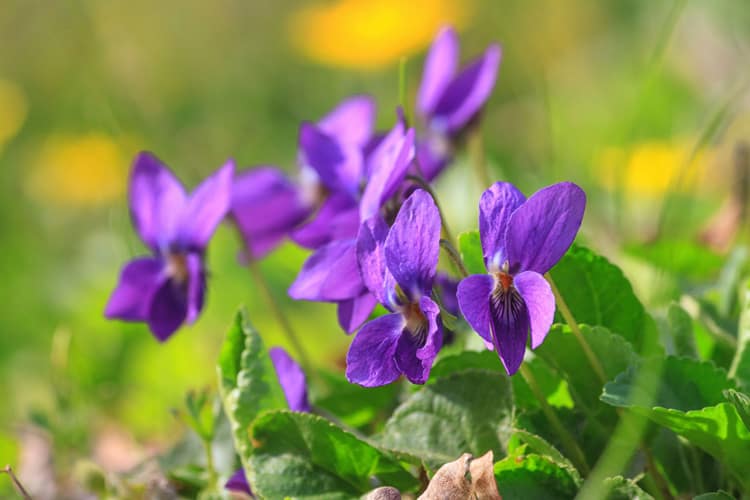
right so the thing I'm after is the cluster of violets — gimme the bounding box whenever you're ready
[105,26,585,391]
[104,25,587,496]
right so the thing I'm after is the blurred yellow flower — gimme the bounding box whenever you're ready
[288,0,473,70]
[596,140,714,196]
[26,133,129,207]
[0,79,27,151]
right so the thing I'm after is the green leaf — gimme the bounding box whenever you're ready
[729,279,750,390]
[723,388,750,431]
[428,349,503,380]
[666,302,698,358]
[494,453,579,500]
[458,230,486,275]
[601,475,654,500]
[693,491,735,500]
[601,357,750,489]
[216,310,287,466]
[430,350,573,410]
[310,369,399,429]
[510,429,581,485]
[601,357,734,411]
[380,369,513,466]
[549,244,656,352]
[248,410,419,499]
[535,324,638,411]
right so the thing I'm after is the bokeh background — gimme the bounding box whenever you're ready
[1,0,749,494]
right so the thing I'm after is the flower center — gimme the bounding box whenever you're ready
[403,301,429,346]
[494,271,514,292]
[166,252,189,285]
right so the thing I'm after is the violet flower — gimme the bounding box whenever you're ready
[231,96,375,258]
[415,26,501,180]
[105,152,233,341]
[348,189,443,386]
[226,347,309,496]
[456,182,586,375]
[288,118,415,333]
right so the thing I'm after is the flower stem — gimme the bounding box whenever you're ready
[247,257,312,375]
[545,273,607,384]
[202,438,218,492]
[439,239,468,278]
[2,466,31,500]
[519,364,590,475]
[405,174,455,244]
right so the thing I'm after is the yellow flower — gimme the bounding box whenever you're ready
[596,140,713,197]
[26,133,130,207]
[0,79,27,152]
[288,0,473,70]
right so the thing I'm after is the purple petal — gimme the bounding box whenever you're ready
[129,152,186,250]
[346,313,405,387]
[288,239,362,301]
[298,123,362,198]
[490,288,530,375]
[337,292,378,333]
[435,272,459,316]
[177,160,234,250]
[514,271,555,349]
[479,182,526,270]
[225,468,252,495]
[232,167,312,259]
[505,182,586,275]
[394,296,443,384]
[415,135,452,182]
[147,278,188,342]
[432,44,502,134]
[269,347,310,413]
[456,273,494,345]
[317,95,376,148]
[356,215,390,304]
[417,296,444,364]
[185,253,205,324]
[290,194,359,249]
[105,257,166,321]
[384,189,441,297]
[417,26,459,116]
[359,123,415,222]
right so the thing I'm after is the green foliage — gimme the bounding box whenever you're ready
[380,369,513,466]
[494,452,579,500]
[601,476,654,500]
[510,429,581,484]
[666,302,698,358]
[549,244,657,352]
[248,410,419,499]
[602,357,750,490]
[310,369,400,429]
[729,280,750,390]
[458,230,486,275]
[536,324,638,411]
[216,310,287,469]
[624,240,725,281]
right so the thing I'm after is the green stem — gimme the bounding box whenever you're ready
[202,438,218,491]
[519,364,590,475]
[406,174,455,244]
[439,239,468,278]
[247,257,313,375]
[545,273,607,384]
